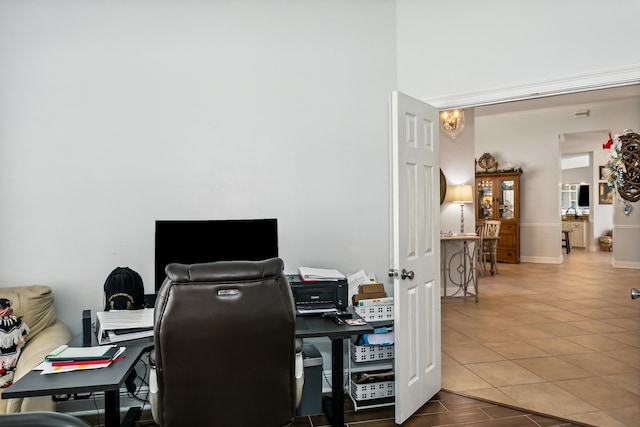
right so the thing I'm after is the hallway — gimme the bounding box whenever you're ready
[441,250,640,427]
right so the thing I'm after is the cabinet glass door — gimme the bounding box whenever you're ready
[477,179,493,219]
[498,179,515,219]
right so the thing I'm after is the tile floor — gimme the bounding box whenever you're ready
[441,249,640,427]
[82,250,638,426]
[97,390,588,427]
[292,390,587,427]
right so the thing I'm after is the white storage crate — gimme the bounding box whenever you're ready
[350,374,395,401]
[355,303,394,321]
[351,343,394,362]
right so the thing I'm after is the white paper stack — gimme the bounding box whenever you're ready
[96,308,154,344]
[298,267,345,281]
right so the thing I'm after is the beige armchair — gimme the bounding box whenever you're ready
[0,286,71,414]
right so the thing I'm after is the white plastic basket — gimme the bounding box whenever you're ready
[355,304,394,321]
[350,378,395,401]
[351,343,394,362]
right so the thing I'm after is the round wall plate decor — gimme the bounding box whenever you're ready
[478,153,497,170]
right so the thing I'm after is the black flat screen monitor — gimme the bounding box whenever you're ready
[154,219,278,291]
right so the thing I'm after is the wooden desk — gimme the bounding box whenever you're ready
[3,344,149,427]
[440,235,479,302]
[296,307,373,427]
[7,311,367,427]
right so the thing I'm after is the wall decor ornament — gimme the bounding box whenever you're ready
[476,153,498,171]
[603,129,640,214]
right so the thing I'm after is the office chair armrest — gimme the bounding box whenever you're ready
[294,339,304,408]
[149,348,155,367]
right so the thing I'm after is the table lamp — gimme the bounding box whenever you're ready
[451,184,473,234]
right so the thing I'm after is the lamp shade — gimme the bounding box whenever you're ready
[451,184,473,203]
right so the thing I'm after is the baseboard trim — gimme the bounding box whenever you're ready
[520,256,562,264]
[612,259,640,269]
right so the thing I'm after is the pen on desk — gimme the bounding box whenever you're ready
[51,355,126,367]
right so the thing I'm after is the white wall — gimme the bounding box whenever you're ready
[475,98,640,264]
[440,109,476,235]
[2,0,639,338]
[562,167,590,189]
[592,147,614,247]
[0,0,397,335]
[613,196,640,268]
[561,132,615,249]
[396,0,640,268]
[396,0,640,105]
[439,110,476,295]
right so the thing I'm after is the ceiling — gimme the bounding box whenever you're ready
[475,84,640,117]
[470,83,640,158]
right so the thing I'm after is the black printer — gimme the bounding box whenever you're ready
[286,274,348,311]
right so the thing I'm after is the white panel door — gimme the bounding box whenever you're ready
[390,91,441,424]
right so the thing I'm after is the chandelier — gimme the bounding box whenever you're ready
[440,109,465,139]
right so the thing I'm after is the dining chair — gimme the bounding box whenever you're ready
[475,222,486,277]
[482,220,501,276]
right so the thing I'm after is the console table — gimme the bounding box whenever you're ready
[440,235,479,302]
[2,344,150,427]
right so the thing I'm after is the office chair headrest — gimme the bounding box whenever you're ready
[164,258,284,283]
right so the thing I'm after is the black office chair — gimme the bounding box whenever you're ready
[150,258,303,427]
[0,412,91,427]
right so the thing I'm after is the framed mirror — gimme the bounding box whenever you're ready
[440,169,447,205]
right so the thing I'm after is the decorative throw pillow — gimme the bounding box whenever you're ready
[0,298,29,387]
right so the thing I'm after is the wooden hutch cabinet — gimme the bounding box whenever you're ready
[475,172,521,263]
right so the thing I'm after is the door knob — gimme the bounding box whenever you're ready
[401,269,414,280]
[632,288,640,300]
